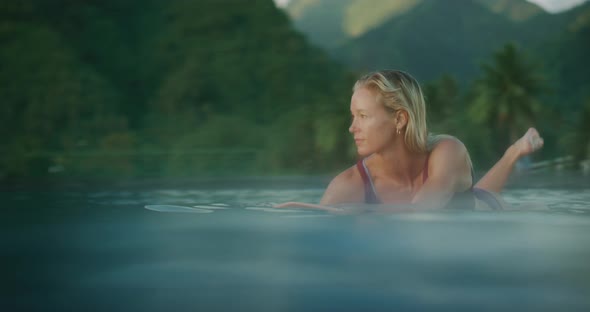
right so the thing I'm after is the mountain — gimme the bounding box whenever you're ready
[285,0,544,49]
[335,0,533,82]
[540,2,590,108]
[286,0,589,85]
[0,0,356,178]
[476,0,545,21]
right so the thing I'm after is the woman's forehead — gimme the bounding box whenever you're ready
[351,87,380,110]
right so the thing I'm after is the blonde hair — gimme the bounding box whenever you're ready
[353,70,473,170]
[353,70,429,153]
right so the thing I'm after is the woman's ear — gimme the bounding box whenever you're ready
[396,110,409,129]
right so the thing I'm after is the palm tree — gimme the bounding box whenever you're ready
[469,43,547,155]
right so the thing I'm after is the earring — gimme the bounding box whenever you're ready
[397,128,401,135]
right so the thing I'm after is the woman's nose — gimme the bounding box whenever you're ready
[349,119,357,133]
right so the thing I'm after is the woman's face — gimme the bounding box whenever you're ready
[349,87,397,156]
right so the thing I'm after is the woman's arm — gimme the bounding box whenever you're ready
[412,138,472,208]
[274,201,421,214]
[319,166,365,205]
[274,166,365,210]
[273,201,342,212]
[475,128,543,193]
[413,128,544,208]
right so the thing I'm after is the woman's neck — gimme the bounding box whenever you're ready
[370,142,427,185]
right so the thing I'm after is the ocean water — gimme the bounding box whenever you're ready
[4,173,590,311]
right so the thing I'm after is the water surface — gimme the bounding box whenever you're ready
[4,173,590,311]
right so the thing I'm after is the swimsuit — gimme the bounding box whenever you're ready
[356,155,503,210]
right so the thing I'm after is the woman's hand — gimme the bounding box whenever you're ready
[274,202,423,214]
[274,201,342,212]
[514,127,544,157]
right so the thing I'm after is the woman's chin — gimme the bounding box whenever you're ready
[356,147,371,157]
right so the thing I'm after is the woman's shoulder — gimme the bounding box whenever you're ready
[329,164,364,188]
[428,134,468,154]
[426,134,473,188]
[320,163,365,205]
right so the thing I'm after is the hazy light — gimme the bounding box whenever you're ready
[273,0,589,13]
[527,0,588,12]
[274,0,290,8]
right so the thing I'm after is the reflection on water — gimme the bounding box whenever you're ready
[4,173,590,311]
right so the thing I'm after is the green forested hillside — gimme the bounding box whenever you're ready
[542,2,590,106]
[336,0,525,82]
[537,2,590,160]
[286,0,543,50]
[1,0,588,181]
[284,0,589,87]
[476,0,544,21]
[0,1,131,176]
[0,0,355,179]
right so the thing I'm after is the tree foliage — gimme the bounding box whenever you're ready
[1,0,588,180]
[0,0,355,179]
[469,43,546,155]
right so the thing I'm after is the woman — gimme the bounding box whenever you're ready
[276,70,544,212]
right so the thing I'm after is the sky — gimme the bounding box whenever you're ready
[528,0,588,12]
[273,0,589,13]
